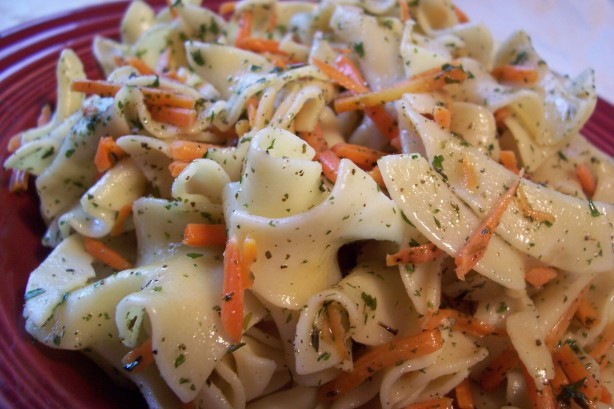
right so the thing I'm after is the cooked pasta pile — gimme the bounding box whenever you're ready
[4,0,614,408]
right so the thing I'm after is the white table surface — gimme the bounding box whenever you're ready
[0,0,612,104]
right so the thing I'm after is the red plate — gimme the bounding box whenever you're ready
[0,2,612,409]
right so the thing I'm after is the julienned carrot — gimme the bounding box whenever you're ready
[148,105,197,128]
[122,337,154,373]
[432,106,452,129]
[386,243,442,266]
[453,3,469,23]
[95,136,127,173]
[454,378,475,409]
[300,124,341,183]
[115,56,156,76]
[334,63,468,113]
[83,237,133,271]
[575,163,597,198]
[71,79,195,109]
[525,266,558,288]
[331,143,386,170]
[520,363,557,409]
[237,37,287,55]
[110,204,133,237]
[265,9,277,34]
[455,170,524,280]
[168,161,189,177]
[499,150,519,174]
[235,11,253,46]
[553,343,602,403]
[8,169,29,193]
[545,285,589,350]
[246,96,259,127]
[37,104,52,126]
[550,358,570,394]
[460,157,478,191]
[494,107,511,128]
[589,322,614,366]
[368,166,386,190]
[169,141,219,162]
[320,302,349,361]
[516,185,556,224]
[491,65,539,85]
[398,0,412,22]
[318,329,443,402]
[477,347,519,391]
[166,0,179,18]
[219,1,236,15]
[222,237,244,343]
[576,298,600,328]
[403,397,454,409]
[422,308,499,337]
[312,57,366,94]
[7,133,22,152]
[183,223,227,247]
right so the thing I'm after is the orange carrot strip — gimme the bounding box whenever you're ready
[222,237,244,343]
[83,237,133,271]
[432,106,452,129]
[576,298,600,329]
[241,235,257,288]
[521,363,557,409]
[168,161,189,177]
[546,285,589,350]
[318,329,443,402]
[403,397,454,409]
[334,63,468,113]
[460,157,478,191]
[183,223,227,247]
[110,204,133,237]
[575,163,597,198]
[169,141,219,162]
[386,243,442,266]
[478,347,519,391]
[7,133,22,152]
[235,11,253,46]
[95,136,127,173]
[121,337,154,373]
[491,65,539,85]
[331,143,386,170]
[525,266,558,288]
[554,343,602,403]
[300,124,341,183]
[455,170,524,279]
[8,169,29,193]
[551,358,570,395]
[494,107,511,129]
[265,7,277,34]
[37,104,52,126]
[422,308,499,337]
[125,57,156,76]
[601,385,613,405]
[246,96,259,128]
[219,1,236,15]
[148,106,196,128]
[312,57,366,94]
[453,4,470,23]
[368,166,386,190]
[589,322,614,366]
[399,0,412,23]
[499,150,519,174]
[516,185,556,224]
[71,79,195,109]
[455,378,475,409]
[237,37,287,55]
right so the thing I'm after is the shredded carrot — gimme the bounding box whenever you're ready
[83,237,133,271]
[550,358,570,395]
[219,1,236,15]
[8,169,29,193]
[168,161,189,177]
[478,347,519,391]
[422,308,500,337]
[237,37,287,55]
[312,57,366,94]
[121,337,154,373]
[525,266,558,288]
[122,57,156,76]
[575,163,597,198]
[494,107,511,129]
[520,363,557,409]
[402,397,455,409]
[246,96,259,128]
[71,79,195,109]
[148,105,197,128]
[453,3,470,23]
[386,243,442,266]
[265,7,277,34]
[432,106,452,129]
[300,124,341,183]
[601,384,613,405]
[331,143,386,170]
[110,204,133,237]
[545,285,589,350]
[589,322,614,366]
[491,65,539,85]
[222,237,244,343]
[95,136,127,173]
[499,150,519,174]
[235,11,253,46]
[516,185,556,224]
[7,133,22,152]
[318,329,443,402]
[183,223,227,247]
[169,141,219,162]
[320,302,349,361]
[455,170,524,280]
[398,0,412,23]
[454,378,475,409]
[554,343,602,403]
[37,104,52,126]
[241,234,257,288]
[460,157,478,191]
[368,166,386,190]
[334,63,468,113]
[576,298,600,329]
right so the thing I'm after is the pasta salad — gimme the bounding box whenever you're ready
[4,0,614,408]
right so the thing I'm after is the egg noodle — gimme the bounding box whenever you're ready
[4,0,614,408]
